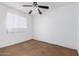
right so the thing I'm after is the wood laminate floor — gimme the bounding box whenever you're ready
[0,39,78,56]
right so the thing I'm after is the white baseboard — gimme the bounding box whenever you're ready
[0,37,32,48]
[33,37,77,50]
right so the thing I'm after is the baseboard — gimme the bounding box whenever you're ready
[0,38,32,48]
[32,39,77,51]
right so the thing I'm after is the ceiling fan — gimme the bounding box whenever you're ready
[22,2,49,14]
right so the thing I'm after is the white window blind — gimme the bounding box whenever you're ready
[6,12,27,32]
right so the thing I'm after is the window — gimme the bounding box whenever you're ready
[6,12,27,32]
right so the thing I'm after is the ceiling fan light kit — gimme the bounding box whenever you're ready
[22,2,49,15]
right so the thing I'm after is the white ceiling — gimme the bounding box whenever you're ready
[0,2,75,14]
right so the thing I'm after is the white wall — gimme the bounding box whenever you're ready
[77,3,79,53]
[34,3,77,49]
[0,4,33,48]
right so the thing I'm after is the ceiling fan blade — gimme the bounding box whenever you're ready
[38,9,42,14]
[28,10,32,14]
[38,5,49,9]
[22,5,32,7]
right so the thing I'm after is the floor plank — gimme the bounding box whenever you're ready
[0,39,78,56]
